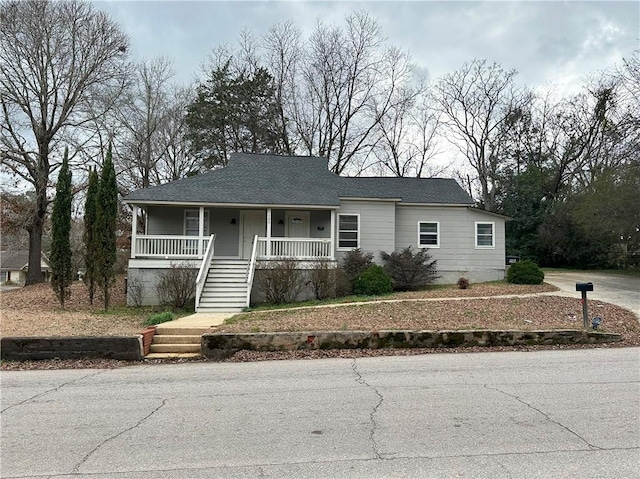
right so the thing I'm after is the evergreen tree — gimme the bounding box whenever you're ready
[95,144,118,309]
[50,148,73,308]
[83,167,99,304]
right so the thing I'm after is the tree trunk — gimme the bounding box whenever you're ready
[25,142,50,285]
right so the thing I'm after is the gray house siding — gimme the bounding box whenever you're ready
[395,206,506,283]
[335,200,395,264]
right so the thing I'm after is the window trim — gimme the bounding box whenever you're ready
[475,221,495,248]
[184,209,210,236]
[337,213,360,250]
[418,221,440,248]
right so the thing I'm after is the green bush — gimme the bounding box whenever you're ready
[353,265,393,296]
[380,247,438,291]
[342,248,374,284]
[143,311,175,326]
[506,260,545,284]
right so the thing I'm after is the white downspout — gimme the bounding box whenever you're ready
[330,209,336,260]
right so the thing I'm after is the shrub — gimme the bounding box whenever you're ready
[156,262,197,309]
[507,260,544,284]
[457,277,470,289]
[127,275,145,307]
[380,247,438,291]
[258,258,304,304]
[334,267,353,297]
[309,260,337,300]
[353,265,393,296]
[342,248,374,284]
[143,311,175,326]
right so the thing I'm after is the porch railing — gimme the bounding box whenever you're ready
[195,234,216,310]
[256,237,332,259]
[133,235,210,258]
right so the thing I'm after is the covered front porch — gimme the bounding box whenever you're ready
[129,204,337,261]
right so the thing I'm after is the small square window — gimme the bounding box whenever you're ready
[476,222,494,248]
[338,214,359,249]
[418,222,440,248]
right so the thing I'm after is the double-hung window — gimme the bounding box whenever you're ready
[475,222,494,248]
[338,214,359,249]
[184,210,209,236]
[418,222,440,248]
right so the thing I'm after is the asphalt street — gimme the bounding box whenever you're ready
[1,348,639,478]
[543,271,640,318]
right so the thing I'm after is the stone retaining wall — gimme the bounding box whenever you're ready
[201,329,621,359]
[1,336,144,361]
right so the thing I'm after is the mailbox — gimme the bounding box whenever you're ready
[575,282,594,292]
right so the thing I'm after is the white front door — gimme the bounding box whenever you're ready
[285,211,310,238]
[240,211,265,259]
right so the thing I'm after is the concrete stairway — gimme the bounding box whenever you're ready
[197,258,250,313]
[146,325,209,358]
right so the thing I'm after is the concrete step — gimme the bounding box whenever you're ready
[207,271,246,279]
[198,301,246,309]
[145,352,201,359]
[197,307,245,313]
[200,291,247,299]
[152,335,201,344]
[201,286,248,293]
[155,326,213,335]
[150,343,201,353]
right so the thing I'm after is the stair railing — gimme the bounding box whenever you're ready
[245,234,259,307]
[195,234,216,311]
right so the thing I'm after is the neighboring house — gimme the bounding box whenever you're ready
[124,153,509,311]
[0,250,51,285]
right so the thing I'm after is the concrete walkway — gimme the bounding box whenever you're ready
[158,312,235,329]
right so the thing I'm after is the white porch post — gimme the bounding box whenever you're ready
[266,208,272,258]
[330,209,336,260]
[198,206,204,257]
[130,205,138,258]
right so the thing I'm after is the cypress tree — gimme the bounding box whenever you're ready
[50,147,73,308]
[83,167,99,304]
[95,144,118,310]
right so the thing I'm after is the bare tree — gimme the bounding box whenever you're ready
[297,12,416,175]
[434,59,531,211]
[116,58,198,192]
[373,89,448,178]
[0,0,129,284]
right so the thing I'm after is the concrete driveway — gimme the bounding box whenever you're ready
[544,271,639,318]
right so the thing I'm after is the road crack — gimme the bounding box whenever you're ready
[485,385,601,450]
[1,370,107,413]
[352,359,383,459]
[71,398,168,473]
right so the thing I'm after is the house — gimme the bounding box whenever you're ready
[0,250,51,285]
[123,153,508,311]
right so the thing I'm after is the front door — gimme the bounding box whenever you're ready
[240,211,265,259]
[285,211,310,238]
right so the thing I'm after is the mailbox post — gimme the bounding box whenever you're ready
[575,282,594,330]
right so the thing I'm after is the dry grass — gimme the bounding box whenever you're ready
[0,276,148,337]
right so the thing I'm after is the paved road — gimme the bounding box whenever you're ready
[2,349,639,478]
[544,271,640,318]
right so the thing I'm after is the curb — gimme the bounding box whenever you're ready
[202,329,622,359]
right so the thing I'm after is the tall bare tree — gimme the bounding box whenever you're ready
[434,59,531,211]
[116,58,198,192]
[0,0,129,284]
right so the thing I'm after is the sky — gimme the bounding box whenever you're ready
[95,0,640,93]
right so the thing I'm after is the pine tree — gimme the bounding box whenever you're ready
[95,144,118,310]
[50,148,73,308]
[83,167,99,304]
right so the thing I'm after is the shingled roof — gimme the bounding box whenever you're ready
[124,153,473,206]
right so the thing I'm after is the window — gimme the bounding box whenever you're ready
[184,209,209,236]
[476,222,494,248]
[338,214,359,249]
[418,222,439,248]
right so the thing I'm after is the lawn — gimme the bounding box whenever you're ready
[2,279,639,349]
